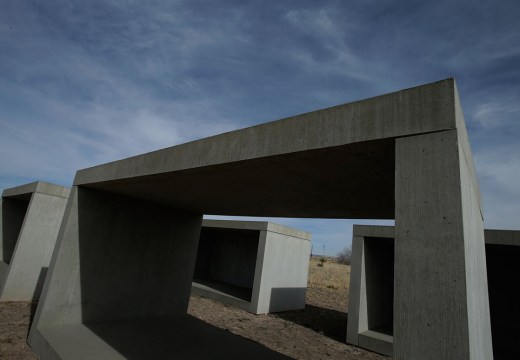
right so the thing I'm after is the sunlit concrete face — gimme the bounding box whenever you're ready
[0,181,69,302]
[29,79,492,360]
[192,220,311,314]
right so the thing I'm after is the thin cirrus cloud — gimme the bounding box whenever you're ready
[1,0,519,255]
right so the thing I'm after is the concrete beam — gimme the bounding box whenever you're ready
[0,181,69,301]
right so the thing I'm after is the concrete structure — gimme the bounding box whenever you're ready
[0,181,69,301]
[346,225,395,356]
[347,225,520,359]
[29,79,492,359]
[192,220,311,314]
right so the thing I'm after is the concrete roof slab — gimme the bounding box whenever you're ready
[72,79,460,219]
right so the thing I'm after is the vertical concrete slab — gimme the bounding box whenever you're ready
[254,226,311,314]
[454,84,493,360]
[346,235,366,347]
[0,182,69,302]
[395,130,491,359]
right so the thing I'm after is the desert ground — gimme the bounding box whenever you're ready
[0,258,388,360]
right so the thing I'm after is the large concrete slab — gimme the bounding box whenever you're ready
[347,226,518,359]
[29,79,492,359]
[193,220,311,314]
[0,181,69,301]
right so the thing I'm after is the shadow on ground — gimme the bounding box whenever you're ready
[35,315,295,360]
[274,304,348,343]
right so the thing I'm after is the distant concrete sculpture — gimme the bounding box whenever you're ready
[193,220,311,314]
[0,181,69,302]
[346,225,395,356]
[347,225,519,359]
[29,79,492,359]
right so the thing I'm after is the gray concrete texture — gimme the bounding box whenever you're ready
[29,78,492,359]
[193,220,311,314]
[347,225,520,359]
[0,181,69,301]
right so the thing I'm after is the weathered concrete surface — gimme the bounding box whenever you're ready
[29,79,492,359]
[0,181,69,301]
[348,227,518,359]
[192,220,311,314]
[395,129,491,360]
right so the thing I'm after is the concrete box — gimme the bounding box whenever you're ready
[29,79,492,359]
[1,181,69,301]
[192,220,311,314]
[347,225,520,359]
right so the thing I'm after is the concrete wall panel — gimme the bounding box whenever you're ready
[256,230,311,314]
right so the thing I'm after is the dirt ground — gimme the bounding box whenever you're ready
[0,261,388,360]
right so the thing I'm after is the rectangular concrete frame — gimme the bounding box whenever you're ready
[347,226,519,359]
[192,219,311,314]
[0,181,69,301]
[29,78,492,359]
[347,225,395,356]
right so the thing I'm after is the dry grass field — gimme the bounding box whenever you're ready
[0,258,387,360]
[308,257,350,291]
[306,257,351,312]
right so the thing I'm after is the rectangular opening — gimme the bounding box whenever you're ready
[364,236,394,336]
[2,196,31,264]
[192,227,259,302]
[486,243,520,360]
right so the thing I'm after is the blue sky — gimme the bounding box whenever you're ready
[1,0,519,256]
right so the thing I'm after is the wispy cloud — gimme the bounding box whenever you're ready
[473,98,520,129]
[1,0,519,254]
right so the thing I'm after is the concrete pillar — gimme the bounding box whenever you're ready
[395,130,492,359]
